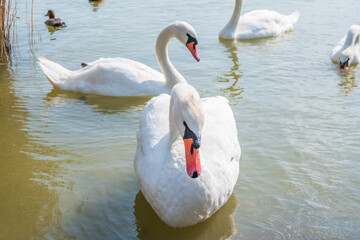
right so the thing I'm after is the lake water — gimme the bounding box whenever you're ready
[1,0,360,239]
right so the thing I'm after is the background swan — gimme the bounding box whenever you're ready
[38,21,200,96]
[134,83,241,227]
[331,25,360,72]
[219,0,299,39]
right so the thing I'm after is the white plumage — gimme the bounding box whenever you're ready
[134,83,241,227]
[38,21,199,96]
[220,0,299,39]
[331,25,360,69]
[38,57,166,96]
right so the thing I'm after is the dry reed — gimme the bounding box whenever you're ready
[1,0,16,62]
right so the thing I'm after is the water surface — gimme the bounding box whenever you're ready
[1,0,360,239]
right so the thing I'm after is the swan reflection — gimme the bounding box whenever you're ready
[44,89,151,114]
[338,68,358,96]
[133,191,239,240]
[218,39,244,100]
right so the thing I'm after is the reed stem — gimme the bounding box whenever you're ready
[1,0,16,62]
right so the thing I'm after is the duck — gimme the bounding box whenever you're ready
[134,82,241,227]
[331,25,360,72]
[44,10,66,27]
[219,0,299,39]
[38,21,200,96]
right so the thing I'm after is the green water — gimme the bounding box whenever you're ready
[1,0,360,239]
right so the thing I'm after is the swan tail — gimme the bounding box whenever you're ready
[38,57,72,88]
[288,10,299,25]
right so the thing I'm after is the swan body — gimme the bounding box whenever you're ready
[134,83,241,227]
[219,0,299,39]
[331,25,360,72]
[38,21,200,96]
[38,57,167,96]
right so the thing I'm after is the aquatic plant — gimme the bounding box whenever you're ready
[0,0,16,63]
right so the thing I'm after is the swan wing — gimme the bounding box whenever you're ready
[331,35,347,62]
[39,57,167,96]
[237,10,299,39]
[201,96,241,189]
[65,57,167,96]
[134,94,170,193]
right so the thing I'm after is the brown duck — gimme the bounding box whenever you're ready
[44,10,66,27]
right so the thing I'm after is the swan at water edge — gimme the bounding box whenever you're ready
[219,0,299,39]
[38,21,200,96]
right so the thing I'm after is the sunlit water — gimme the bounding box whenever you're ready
[1,0,360,239]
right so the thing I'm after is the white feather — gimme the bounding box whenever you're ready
[331,25,360,66]
[38,21,199,96]
[134,84,241,228]
[220,0,299,39]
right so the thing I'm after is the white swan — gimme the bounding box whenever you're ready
[219,0,299,39]
[38,21,200,96]
[134,82,241,227]
[331,25,360,72]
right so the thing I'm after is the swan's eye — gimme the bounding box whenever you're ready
[186,33,198,46]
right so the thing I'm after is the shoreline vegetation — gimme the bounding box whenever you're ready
[0,0,16,63]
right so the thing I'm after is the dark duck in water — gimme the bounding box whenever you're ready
[44,10,66,27]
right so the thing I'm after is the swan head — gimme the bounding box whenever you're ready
[338,48,354,72]
[171,83,204,178]
[172,21,200,62]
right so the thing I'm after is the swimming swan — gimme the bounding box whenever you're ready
[38,21,200,96]
[331,25,360,72]
[219,0,299,39]
[134,83,241,227]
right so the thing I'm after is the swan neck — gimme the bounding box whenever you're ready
[156,26,186,89]
[352,33,360,49]
[344,28,360,48]
[345,31,355,47]
[225,0,242,31]
[169,97,181,146]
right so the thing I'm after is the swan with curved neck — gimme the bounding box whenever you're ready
[135,84,240,227]
[38,21,199,96]
[155,22,199,89]
[219,0,299,39]
[331,25,360,73]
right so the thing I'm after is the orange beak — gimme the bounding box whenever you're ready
[184,138,201,178]
[186,42,200,62]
